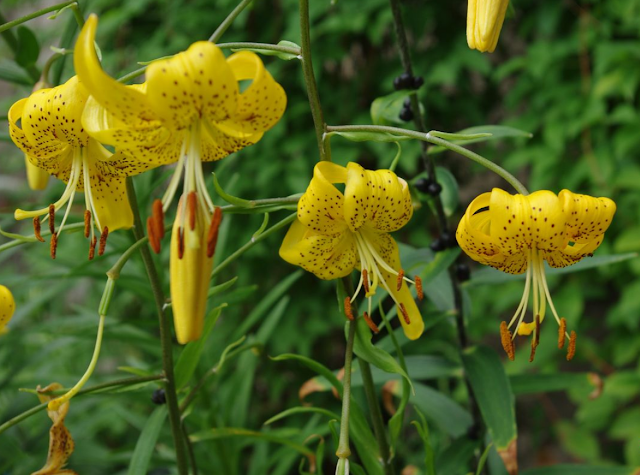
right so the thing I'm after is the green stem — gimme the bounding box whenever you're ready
[182,422,199,475]
[0,2,77,34]
[216,42,300,56]
[326,125,528,195]
[126,178,189,475]
[359,359,395,475]
[299,0,328,161]
[0,375,163,435]
[336,318,356,459]
[210,212,295,279]
[0,222,84,254]
[209,0,255,43]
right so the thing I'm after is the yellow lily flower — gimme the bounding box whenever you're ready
[32,383,77,475]
[9,76,142,259]
[467,0,510,53]
[0,284,15,334]
[74,15,286,343]
[456,188,616,360]
[280,162,425,340]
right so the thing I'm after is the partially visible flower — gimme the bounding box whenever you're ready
[280,162,425,340]
[75,15,286,343]
[467,0,510,53]
[32,382,77,475]
[0,284,15,333]
[456,188,616,360]
[9,76,144,259]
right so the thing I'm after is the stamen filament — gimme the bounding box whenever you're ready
[507,258,532,329]
[82,148,103,232]
[161,143,187,212]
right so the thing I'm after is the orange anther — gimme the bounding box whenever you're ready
[206,207,222,258]
[400,303,410,325]
[178,227,185,259]
[363,311,380,333]
[152,199,165,238]
[415,275,424,301]
[558,318,567,349]
[48,204,55,234]
[396,269,405,291]
[567,331,577,361]
[147,217,161,254]
[84,210,91,238]
[533,314,541,348]
[33,216,45,242]
[343,297,354,321]
[98,226,109,256]
[529,339,537,363]
[499,321,515,361]
[187,191,197,231]
[50,232,58,259]
[362,269,370,294]
[88,236,97,261]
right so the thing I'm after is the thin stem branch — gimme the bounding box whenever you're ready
[359,359,395,475]
[0,2,76,34]
[216,42,300,56]
[0,375,163,435]
[126,177,189,475]
[209,0,255,43]
[325,125,528,195]
[299,0,328,161]
[336,318,356,459]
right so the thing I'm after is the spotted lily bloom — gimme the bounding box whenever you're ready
[457,188,616,361]
[0,285,15,334]
[467,0,510,53]
[32,383,77,475]
[9,76,142,259]
[280,162,425,340]
[75,15,286,343]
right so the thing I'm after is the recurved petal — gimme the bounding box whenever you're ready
[201,119,261,162]
[297,162,349,235]
[215,51,287,138]
[366,231,424,340]
[560,190,616,244]
[75,15,154,126]
[279,219,357,280]
[343,162,413,233]
[146,41,239,130]
[86,170,133,231]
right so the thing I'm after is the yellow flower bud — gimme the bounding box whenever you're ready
[467,0,510,53]
[24,154,49,190]
[170,194,218,344]
[0,285,15,333]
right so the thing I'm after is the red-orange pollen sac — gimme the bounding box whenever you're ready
[343,297,354,321]
[414,275,424,301]
[84,210,91,238]
[499,321,515,361]
[363,311,379,333]
[33,216,45,242]
[362,269,370,294]
[207,207,223,258]
[558,318,567,349]
[178,227,185,259]
[147,217,161,254]
[567,331,577,361]
[400,303,410,325]
[50,232,58,259]
[89,236,97,260]
[152,199,165,239]
[48,204,55,234]
[529,315,541,363]
[396,270,405,291]
[187,191,197,231]
[98,227,109,256]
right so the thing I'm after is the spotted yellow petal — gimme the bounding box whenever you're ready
[146,41,239,130]
[364,231,424,340]
[297,162,349,236]
[201,119,261,162]
[343,162,413,233]
[0,285,15,332]
[74,15,154,126]
[279,219,357,280]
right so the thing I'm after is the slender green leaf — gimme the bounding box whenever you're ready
[16,26,39,68]
[270,353,342,396]
[428,125,533,154]
[462,345,517,471]
[127,407,168,475]
[328,130,413,143]
[264,407,340,426]
[231,40,301,60]
[190,427,314,457]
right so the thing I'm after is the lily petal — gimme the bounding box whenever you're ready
[279,219,357,280]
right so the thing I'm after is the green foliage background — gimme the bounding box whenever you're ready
[0,0,639,474]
